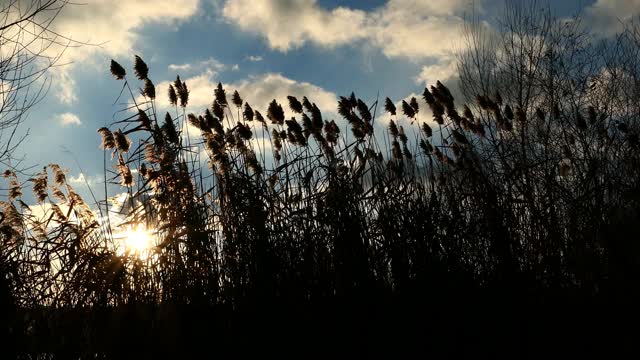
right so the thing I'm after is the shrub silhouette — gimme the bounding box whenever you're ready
[2,4,640,359]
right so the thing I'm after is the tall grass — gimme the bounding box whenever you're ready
[2,27,640,358]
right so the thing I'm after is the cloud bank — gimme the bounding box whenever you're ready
[221,0,471,60]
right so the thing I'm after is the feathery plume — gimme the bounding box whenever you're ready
[324,120,340,144]
[272,129,282,151]
[215,83,228,106]
[178,81,189,107]
[337,96,353,120]
[162,113,179,144]
[114,129,132,153]
[419,139,433,155]
[403,145,412,160]
[143,79,156,99]
[302,96,314,113]
[401,100,415,118]
[30,168,48,203]
[348,92,357,108]
[5,171,22,200]
[236,122,253,141]
[267,100,285,125]
[398,126,408,144]
[133,55,149,80]
[168,84,178,106]
[232,90,243,108]
[212,100,225,120]
[188,113,201,130]
[392,140,402,160]
[254,110,265,124]
[389,120,399,137]
[98,127,116,150]
[385,97,396,115]
[422,123,432,137]
[301,113,313,139]
[138,109,151,130]
[287,96,303,114]
[110,60,126,80]
[117,154,134,187]
[423,87,435,105]
[49,164,66,186]
[243,103,254,121]
[310,104,323,131]
[356,99,372,123]
[409,97,419,114]
[451,129,469,145]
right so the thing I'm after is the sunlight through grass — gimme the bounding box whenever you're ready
[115,224,155,259]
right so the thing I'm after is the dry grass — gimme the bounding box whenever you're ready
[2,13,640,358]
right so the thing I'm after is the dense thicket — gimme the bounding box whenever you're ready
[1,3,640,359]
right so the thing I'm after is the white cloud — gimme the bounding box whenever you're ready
[55,71,78,105]
[222,0,368,51]
[68,173,87,184]
[54,0,199,57]
[365,0,470,59]
[168,58,226,74]
[584,0,640,36]
[67,172,102,186]
[37,0,199,104]
[415,58,459,87]
[57,112,82,126]
[246,55,263,62]
[221,0,471,60]
[168,64,194,71]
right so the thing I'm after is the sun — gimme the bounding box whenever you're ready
[117,224,154,259]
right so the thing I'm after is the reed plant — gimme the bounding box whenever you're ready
[2,8,640,358]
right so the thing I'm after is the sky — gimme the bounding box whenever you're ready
[8,0,639,202]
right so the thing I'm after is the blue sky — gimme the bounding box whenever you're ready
[10,0,638,201]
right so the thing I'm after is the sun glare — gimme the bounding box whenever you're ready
[117,224,154,259]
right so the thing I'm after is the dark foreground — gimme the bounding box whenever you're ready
[4,284,640,359]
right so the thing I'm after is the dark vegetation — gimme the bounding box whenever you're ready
[2,2,640,359]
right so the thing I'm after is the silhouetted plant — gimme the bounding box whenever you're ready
[2,2,640,358]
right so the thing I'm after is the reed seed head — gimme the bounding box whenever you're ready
[162,113,179,144]
[168,84,178,106]
[143,79,156,99]
[133,55,149,80]
[267,100,285,125]
[110,60,126,80]
[409,97,419,114]
[114,129,132,153]
[232,90,243,108]
[385,97,396,115]
[98,127,116,150]
[288,96,303,114]
[215,83,228,106]
[243,103,254,121]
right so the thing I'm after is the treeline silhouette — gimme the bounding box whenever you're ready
[2,4,640,359]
